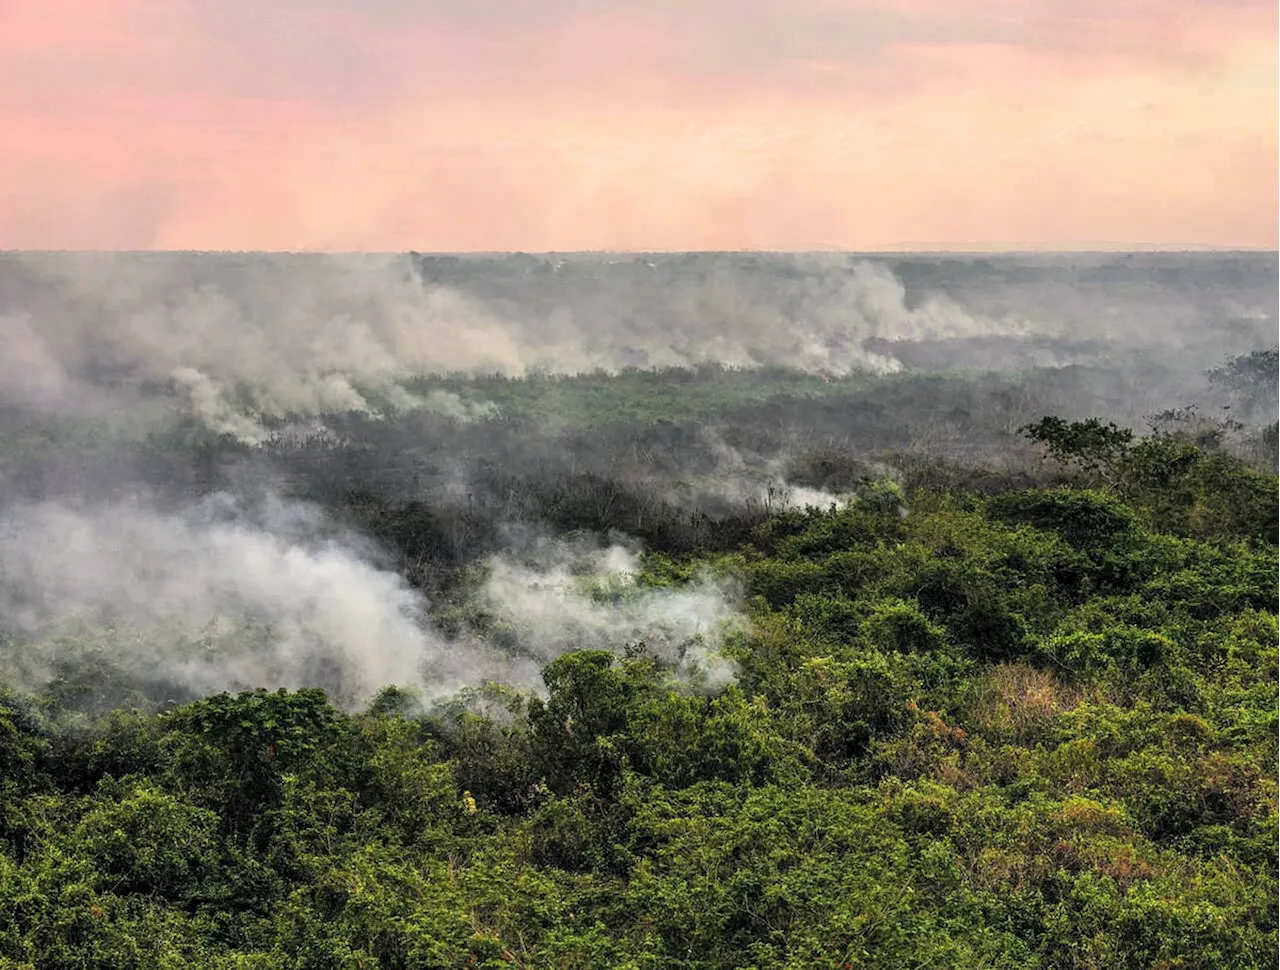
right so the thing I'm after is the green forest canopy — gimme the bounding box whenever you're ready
[0,404,1276,969]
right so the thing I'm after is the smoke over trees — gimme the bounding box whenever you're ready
[0,251,1275,967]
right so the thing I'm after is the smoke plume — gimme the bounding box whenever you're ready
[0,252,1072,441]
[0,250,1272,710]
[478,533,741,690]
[0,493,743,707]
[0,493,450,705]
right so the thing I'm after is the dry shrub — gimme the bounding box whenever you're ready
[971,662,1079,738]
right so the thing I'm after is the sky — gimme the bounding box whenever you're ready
[1,0,1276,251]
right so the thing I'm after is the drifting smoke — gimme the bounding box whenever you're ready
[0,493,743,707]
[0,493,450,706]
[478,533,741,690]
[0,251,1272,709]
[3,251,1272,444]
[171,367,274,445]
[170,369,499,444]
[0,252,1056,441]
[0,253,525,437]
[418,389,502,423]
[680,430,855,513]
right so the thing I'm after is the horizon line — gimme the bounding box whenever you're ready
[3,245,1277,257]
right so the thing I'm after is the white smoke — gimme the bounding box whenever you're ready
[478,534,741,690]
[0,252,1043,441]
[0,493,743,706]
[679,430,855,513]
[1,253,525,440]
[171,367,273,444]
[0,313,79,411]
[418,389,501,423]
[0,494,461,706]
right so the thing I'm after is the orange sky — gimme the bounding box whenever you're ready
[1,0,1276,250]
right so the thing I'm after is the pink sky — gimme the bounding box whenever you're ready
[1,0,1276,250]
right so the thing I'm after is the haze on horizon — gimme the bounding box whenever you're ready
[2,0,1276,252]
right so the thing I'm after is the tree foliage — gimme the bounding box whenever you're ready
[0,414,1276,968]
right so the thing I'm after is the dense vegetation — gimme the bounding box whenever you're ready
[0,361,1276,969]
